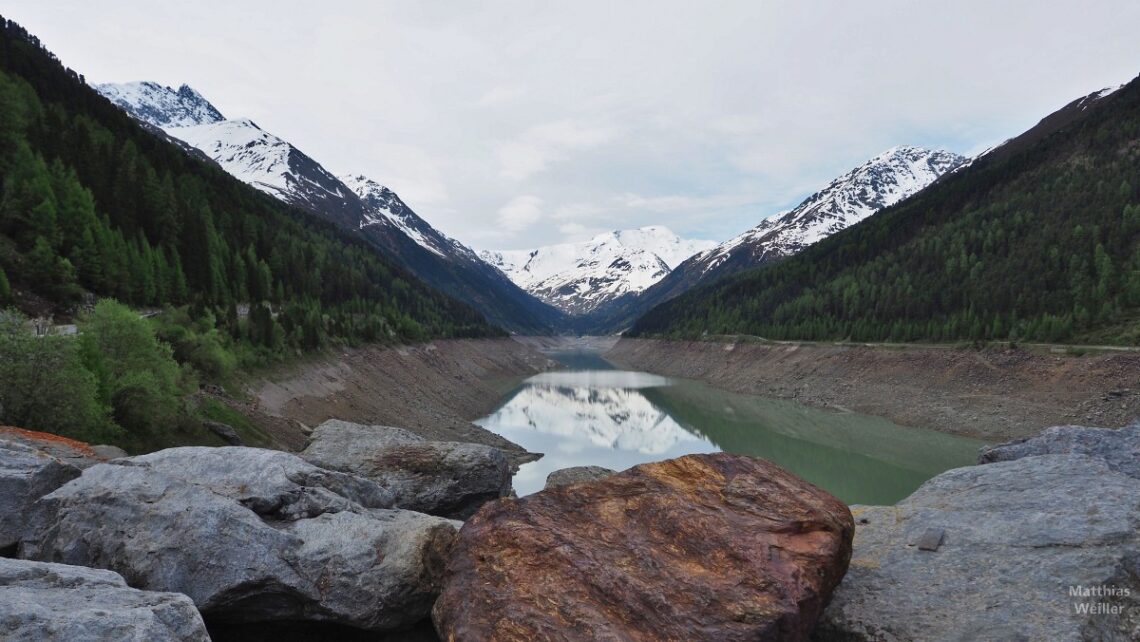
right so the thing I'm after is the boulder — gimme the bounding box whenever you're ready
[433,453,854,641]
[544,465,615,489]
[21,447,460,632]
[0,426,110,469]
[203,420,244,446]
[816,454,1140,641]
[979,421,1140,479]
[0,440,81,551]
[301,419,513,519]
[0,557,209,641]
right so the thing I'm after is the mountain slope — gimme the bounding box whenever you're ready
[585,147,963,332]
[481,226,714,315]
[629,77,1140,344]
[95,82,564,333]
[0,16,496,345]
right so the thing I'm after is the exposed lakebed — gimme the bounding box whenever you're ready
[476,350,985,503]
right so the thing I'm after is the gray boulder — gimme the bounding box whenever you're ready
[816,454,1140,641]
[21,447,460,632]
[302,419,512,519]
[0,440,81,550]
[544,465,616,489]
[979,422,1140,479]
[0,557,209,641]
[202,420,243,446]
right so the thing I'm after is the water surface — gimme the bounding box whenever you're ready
[476,350,984,504]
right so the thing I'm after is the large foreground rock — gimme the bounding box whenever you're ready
[21,447,459,632]
[0,440,81,551]
[0,557,209,641]
[978,421,1140,479]
[434,453,854,641]
[301,419,513,519]
[816,453,1140,641]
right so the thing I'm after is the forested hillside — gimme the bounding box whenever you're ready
[0,17,497,347]
[629,77,1140,345]
[0,17,499,451]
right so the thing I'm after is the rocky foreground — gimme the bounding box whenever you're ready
[2,420,1139,640]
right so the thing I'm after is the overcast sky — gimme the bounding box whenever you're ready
[5,1,1140,249]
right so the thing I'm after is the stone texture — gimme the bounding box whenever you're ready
[978,422,1140,479]
[0,557,209,641]
[543,465,616,489]
[816,454,1140,642]
[0,426,109,469]
[302,419,513,519]
[203,420,243,445]
[0,439,81,550]
[433,453,854,641]
[21,446,460,632]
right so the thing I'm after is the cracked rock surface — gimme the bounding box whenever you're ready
[0,557,209,641]
[816,450,1140,641]
[20,446,459,632]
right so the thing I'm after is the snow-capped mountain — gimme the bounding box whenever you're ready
[340,174,478,262]
[480,226,714,315]
[95,82,565,333]
[96,81,224,128]
[691,146,965,276]
[582,146,966,332]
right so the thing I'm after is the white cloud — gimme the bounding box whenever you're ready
[497,195,544,232]
[496,120,617,180]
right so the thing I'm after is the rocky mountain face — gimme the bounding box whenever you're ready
[481,226,714,315]
[95,82,564,333]
[587,146,965,332]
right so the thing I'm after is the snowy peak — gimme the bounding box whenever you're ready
[694,146,965,272]
[340,174,477,261]
[96,81,225,128]
[481,226,715,315]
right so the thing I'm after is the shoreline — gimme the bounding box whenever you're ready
[227,338,559,459]
[605,337,1140,442]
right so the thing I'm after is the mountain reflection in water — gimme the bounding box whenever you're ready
[476,355,984,502]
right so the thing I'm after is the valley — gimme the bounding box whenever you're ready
[2,6,1140,641]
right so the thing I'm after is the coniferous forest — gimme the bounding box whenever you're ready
[629,76,1140,344]
[0,17,498,449]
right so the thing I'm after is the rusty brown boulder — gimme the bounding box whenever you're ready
[432,453,854,642]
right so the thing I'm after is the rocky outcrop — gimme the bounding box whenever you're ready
[543,465,615,489]
[433,453,854,641]
[0,557,209,641]
[817,452,1140,641]
[978,421,1140,479]
[21,447,459,632]
[0,426,116,469]
[301,419,513,519]
[0,440,81,551]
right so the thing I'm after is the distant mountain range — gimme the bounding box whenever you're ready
[629,77,1140,343]
[96,81,563,333]
[579,146,965,332]
[96,85,968,336]
[480,227,714,315]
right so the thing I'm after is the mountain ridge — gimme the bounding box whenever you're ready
[95,81,565,333]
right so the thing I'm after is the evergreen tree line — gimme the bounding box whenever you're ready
[629,76,1140,345]
[0,16,499,362]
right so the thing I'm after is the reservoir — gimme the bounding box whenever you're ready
[476,350,985,503]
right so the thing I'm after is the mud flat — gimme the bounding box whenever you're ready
[230,339,558,455]
[606,338,1140,441]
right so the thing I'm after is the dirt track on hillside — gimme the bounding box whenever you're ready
[606,338,1140,442]
[228,338,557,458]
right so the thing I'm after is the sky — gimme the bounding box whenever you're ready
[4,1,1140,250]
